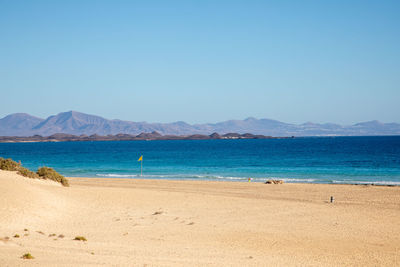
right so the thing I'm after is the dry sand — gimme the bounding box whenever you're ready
[1,169,399,266]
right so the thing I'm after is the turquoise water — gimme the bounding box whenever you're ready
[0,136,399,185]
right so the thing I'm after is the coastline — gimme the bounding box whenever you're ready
[0,132,281,143]
[73,175,400,187]
[1,170,399,266]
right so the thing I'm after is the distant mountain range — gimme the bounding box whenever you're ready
[0,111,399,137]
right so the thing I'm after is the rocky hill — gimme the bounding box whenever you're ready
[0,111,399,137]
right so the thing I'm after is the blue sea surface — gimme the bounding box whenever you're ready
[0,136,399,185]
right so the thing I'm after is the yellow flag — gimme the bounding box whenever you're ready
[138,155,143,161]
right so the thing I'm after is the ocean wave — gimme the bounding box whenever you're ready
[332,180,400,186]
[281,178,317,183]
[94,173,399,185]
[95,173,317,182]
[96,174,139,178]
[95,173,247,180]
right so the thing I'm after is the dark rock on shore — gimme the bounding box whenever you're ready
[266,180,284,184]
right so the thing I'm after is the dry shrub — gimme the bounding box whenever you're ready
[74,236,87,241]
[22,253,34,259]
[0,157,20,171]
[0,158,69,186]
[37,167,69,187]
[0,158,38,178]
[17,167,39,178]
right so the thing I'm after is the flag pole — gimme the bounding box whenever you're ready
[138,155,143,177]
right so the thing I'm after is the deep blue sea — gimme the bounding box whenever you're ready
[1,136,399,185]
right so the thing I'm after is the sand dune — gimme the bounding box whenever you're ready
[0,170,399,266]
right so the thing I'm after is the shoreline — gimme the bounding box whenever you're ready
[67,175,400,187]
[0,132,283,143]
[1,135,399,144]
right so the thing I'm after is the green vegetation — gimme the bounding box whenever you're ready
[17,167,39,178]
[22,253,34,259]
[13,234,20,238]
[74,236,87,241]
[0,157,69,186]
[37,167,69,187]
[0,157,39,178]
[0,158,20,171]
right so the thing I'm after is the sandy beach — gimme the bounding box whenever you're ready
[0,170,399,266]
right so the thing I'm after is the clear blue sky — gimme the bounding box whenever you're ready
[1,0,399,124]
